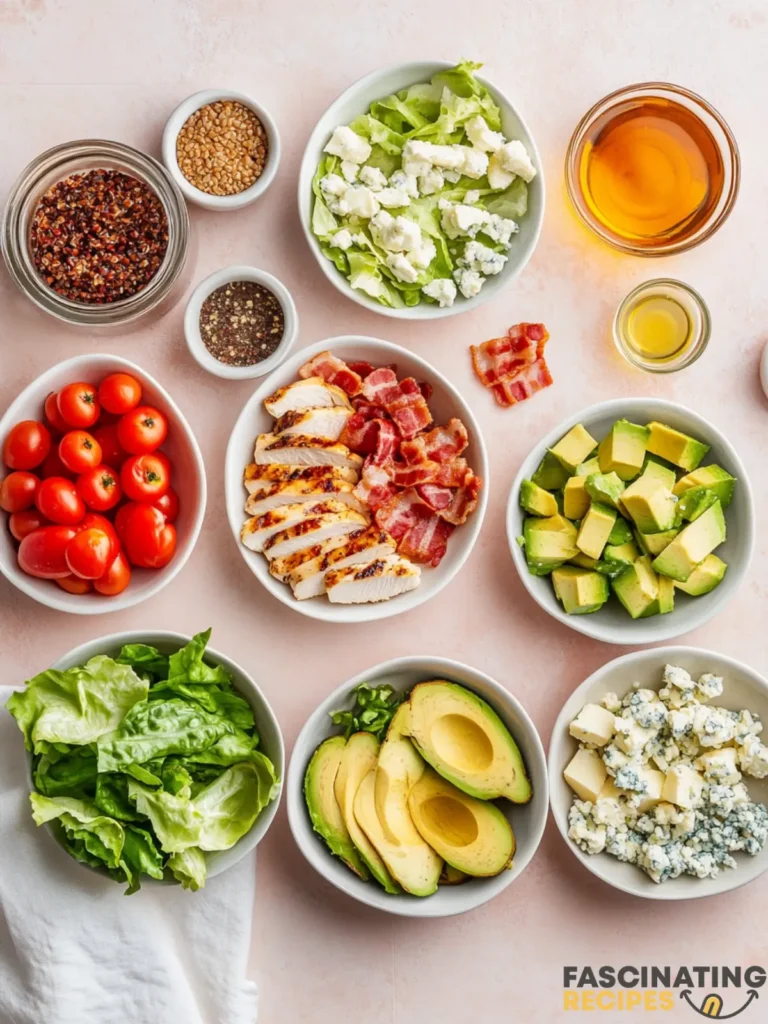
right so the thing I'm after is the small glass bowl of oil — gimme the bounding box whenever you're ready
[614,279,710,373]
[565,83,740,256]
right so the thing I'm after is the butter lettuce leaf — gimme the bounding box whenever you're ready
[194,760,277,851]
[116,643,169,681]
[30,793,125,870]
[166,629,232,688]
[168,847,207,891]
[127,780,203,853]
[33,747,97,798]
[149,682,255,731]
[120,826,165,893]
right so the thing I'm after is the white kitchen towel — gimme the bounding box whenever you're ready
[0,689,258,1024]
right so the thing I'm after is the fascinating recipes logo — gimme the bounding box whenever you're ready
[563,965,764,1017]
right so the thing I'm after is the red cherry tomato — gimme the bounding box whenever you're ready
[9,508,49,542]
[59,430,102,474]
[152,486,179,523]
[76,465,122,512]
[98,373,142,416]
[0,471,40,513]
[3,421,52,470]
[92,424,127,468]
[44,392,70,434]
[57,382,100,429]
[120,503,177,568]
[93,550,132,596]
[56,575,93,595]
[35,477,85,525]
[80,512,120,561]
[40,448,75,480]
[120,453,170,502]
[117,406,168,454]
[65,527,112,579]
[18,525,77,578]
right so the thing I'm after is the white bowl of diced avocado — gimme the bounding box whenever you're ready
[507,399,754,645]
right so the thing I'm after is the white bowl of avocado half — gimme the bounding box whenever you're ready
[286,656,548,916]
[507,398,755,646]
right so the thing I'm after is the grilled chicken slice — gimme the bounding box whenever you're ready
[287,529,398,600]
[325,556,421,604]
[245,477,365,517]
[244,463,358,494]
[253,435,363,472]
[241,499,355,553]
[268,531,364,583]
[264,377,352,419]
[273,406,352,442]
[263,509,369,560]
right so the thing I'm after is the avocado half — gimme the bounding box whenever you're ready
[403,681,532,803]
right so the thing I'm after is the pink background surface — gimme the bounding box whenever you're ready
[2,2,768,1021]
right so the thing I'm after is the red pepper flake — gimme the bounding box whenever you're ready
[29,169,169,304]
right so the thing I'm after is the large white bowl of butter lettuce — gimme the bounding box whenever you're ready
[298,60,544,317]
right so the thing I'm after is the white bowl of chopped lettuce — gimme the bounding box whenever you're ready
[7,628,283,893]
[299,60,544,317]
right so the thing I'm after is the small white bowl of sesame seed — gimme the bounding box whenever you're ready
[184,265,298,380]
[162,89,280,210]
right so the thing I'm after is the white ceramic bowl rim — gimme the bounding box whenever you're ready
[507,396,755,645]
[297,60,545,320]
[224,335,489,623]
[287,654,548,917]
[162,88,281,209]
[184,265,299,380]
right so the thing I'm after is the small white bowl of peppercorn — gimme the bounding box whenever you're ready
[162,89,280,210]
[184,265,298,380]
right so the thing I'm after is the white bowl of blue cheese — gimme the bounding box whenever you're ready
[549,647,768,900]
[298,60,544,318]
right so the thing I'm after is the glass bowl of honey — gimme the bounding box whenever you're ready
[613,279,710,372]
[566,83,740,255]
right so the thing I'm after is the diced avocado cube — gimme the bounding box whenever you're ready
[652,502,726,582]
[532,450,570,491]
[612,555,660,619]
[520,479,558,517]
[598,420,649,481]
[607,518,634,546]
[550,424,598,474]
[576,502,617,560]
[646,421,710,471]
[604,541,640,567]
[523,514,578,575]
[673,554,728,596]
[585,472,626,510]
[563,475,591,520]
[621,473,677,533]
[574,456,601,478]
[634,527,679,556]
[674,486,718,525]
[640,458,677,490]
[673,465,736,508]
[552,566,610,615]
[658,575,676,614]
[569,551,598,569]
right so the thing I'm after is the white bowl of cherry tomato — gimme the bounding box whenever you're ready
[0,354,206,613]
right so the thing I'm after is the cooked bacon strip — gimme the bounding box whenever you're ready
[398,511,454,567]
[417,381,433,402]
[430,458,471,488]
[299,350,362,396]
[352,398,387,419]
[470,323,548,388]
[361,369,432,440]
[392,459,440,489]
[347,360,376,379]
[374,489,428,541]
[353,458,398,511]
[417,473,482,525]
[491,356,553,408]
[420,419,469,463]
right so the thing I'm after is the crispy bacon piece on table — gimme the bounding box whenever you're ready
[470,322,552,408]
[299,350,362,396]
[361,368,432,439]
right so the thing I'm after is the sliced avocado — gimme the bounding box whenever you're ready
[574,456,601,478]
[532,450,569,491]
[641,458,677,490]
[563,475,591,520]
[550,423,598,473]
[523,514,578,575]
[673,465,735,507]
[634,526,679,556]
[576,502,617,559]
[604,540,640,567]
[674,485,719,525]
[658,575,675,614]
[673,554,728,596]
[585,472,626,509]
[408,767,515,877]
[612,555,660,619]
[519,479,558,517]
[404,681,531,803]
[621,472,677,533]
[652,502,726,582]
[439,864,469,885]
[304,736,369,879]
[552,566,609,614]
[647,421,710,471]
[607,518,634,546]
[598,419,649,481]
[334,733,400,893]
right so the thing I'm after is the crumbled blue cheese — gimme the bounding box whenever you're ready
[453,267,484,299]
[340,160,359,183]
[344,185,380,219]
[324,126,372,164]
[496,139,537,181]
[487,153,515,191]
[459,241,508,276]
[464,189,480,205]
[484,213,518,248]
[440,203,489,240]
[358,165,388,191]
[409,239,436,270]
[388,169,418,197]
[696,673,724,701]
[369,211,422,252]
[330,229,354,251]
[465,114,505,153]
[418,168,445,195]
[319,173,347,198]
[385,252,419,284]
[739,734,768,778]
[421,278,456,307]
[377,187,411,209]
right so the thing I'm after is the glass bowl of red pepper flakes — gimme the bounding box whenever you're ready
[2,140,190,328]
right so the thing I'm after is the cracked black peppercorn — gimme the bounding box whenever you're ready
[199,281,285,366]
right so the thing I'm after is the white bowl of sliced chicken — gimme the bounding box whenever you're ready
[225,337,488,621]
